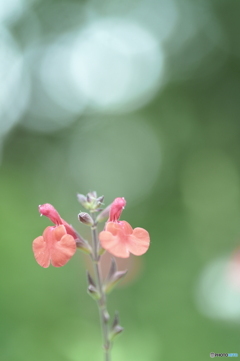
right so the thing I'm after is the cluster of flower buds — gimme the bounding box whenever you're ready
[77,191,105,213]
[77,191,113,225]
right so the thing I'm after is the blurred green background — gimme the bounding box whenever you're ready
[1,0,240,360]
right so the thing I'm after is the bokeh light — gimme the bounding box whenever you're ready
[196,256,240,321]
[0,27,30,136]
[0,0,25,24]
[70,18,164,112]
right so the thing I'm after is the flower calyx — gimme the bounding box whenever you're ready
[87,271,101,300]
[109,312,124,341]
[104,258,127,294]
[76,236,93,255]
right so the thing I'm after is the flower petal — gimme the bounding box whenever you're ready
[51,234,77,267]
[53,224,67,240]
[32,236,51,268]
[127,228,150,256]
[42,226,57,249]
[105,222,122,237]
[118,221,133,235]
[99,230,130,258]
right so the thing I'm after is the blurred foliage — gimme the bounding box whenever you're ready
[1,0,240,360]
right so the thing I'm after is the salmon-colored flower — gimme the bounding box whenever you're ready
[32,225,76,268]
[33,204,77,267]
[99,198,150,258]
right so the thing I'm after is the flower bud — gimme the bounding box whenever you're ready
[77,194,88,207]
[96,204,111,223]
[86,193,92,203]
[78,212,94,226]
[96,195,104,206]
[77,191,105,212]
[88,191,97,198]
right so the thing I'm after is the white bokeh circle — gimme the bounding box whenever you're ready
[0,27,29,137]
[70,18,164,112]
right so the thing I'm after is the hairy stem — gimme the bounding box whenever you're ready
[91,220,111,361]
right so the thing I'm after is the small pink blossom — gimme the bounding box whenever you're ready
[33,204,78,267]
[32,225,76,268]
[99,198,150,258]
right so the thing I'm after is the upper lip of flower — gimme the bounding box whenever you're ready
[109,197,126,222]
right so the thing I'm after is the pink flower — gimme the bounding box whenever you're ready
[33,204,77,267]
[32,225,76,268]
[38,203,78,239]
[99,198,150,258]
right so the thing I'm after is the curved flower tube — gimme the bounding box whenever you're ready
[109,197,126,222]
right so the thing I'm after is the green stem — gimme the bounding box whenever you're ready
[91,221,111,361]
